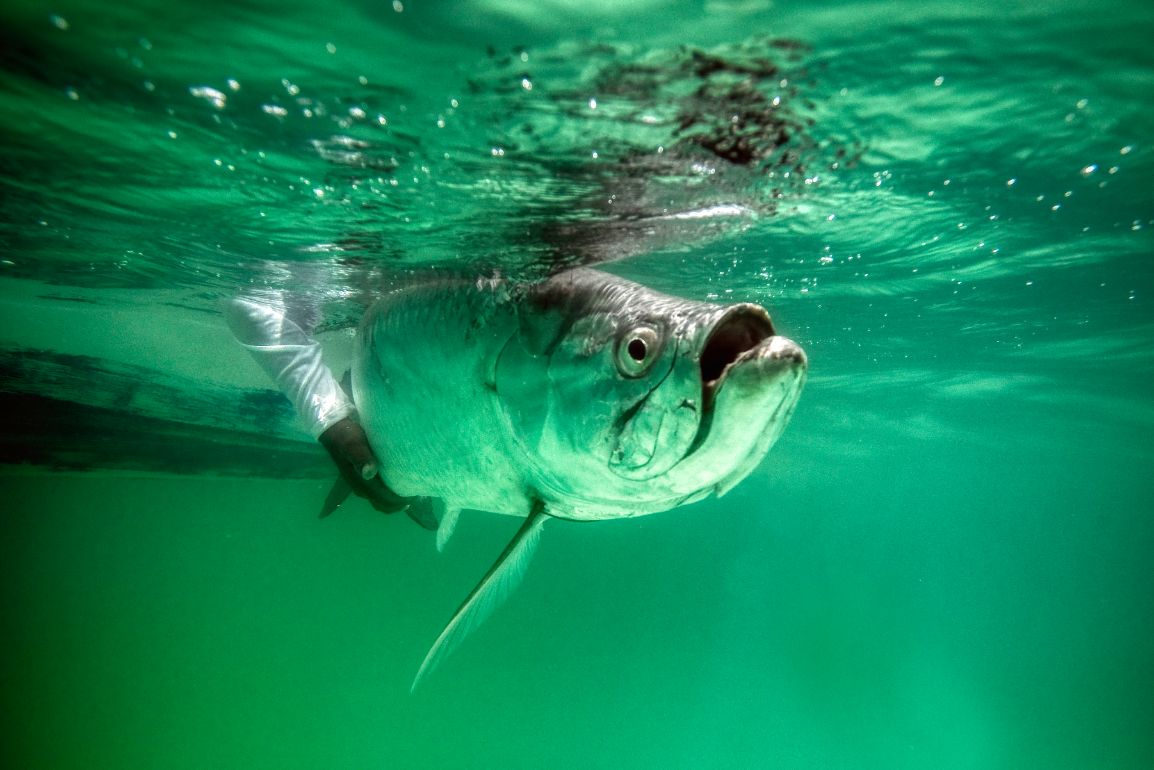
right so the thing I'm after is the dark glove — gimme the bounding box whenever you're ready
[318,417,410,514]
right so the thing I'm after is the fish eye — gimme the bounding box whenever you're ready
[616,325,661,377]
[627,337,647,361]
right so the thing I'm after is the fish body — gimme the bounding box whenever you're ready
[353,276,534,517]
[350,268,807,685]
[353,268,805,520]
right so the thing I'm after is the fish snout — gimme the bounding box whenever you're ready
[762,335,808,370]
[718,334,807,401]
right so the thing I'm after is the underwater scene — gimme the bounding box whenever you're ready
[2,0,1152,767]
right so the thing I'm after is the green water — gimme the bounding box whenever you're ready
[3,0,1153,767]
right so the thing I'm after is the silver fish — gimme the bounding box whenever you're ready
[352,268,806,687]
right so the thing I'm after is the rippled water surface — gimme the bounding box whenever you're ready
[3,1,1153,767]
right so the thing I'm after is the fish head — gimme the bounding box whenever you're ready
[496,269,806,518]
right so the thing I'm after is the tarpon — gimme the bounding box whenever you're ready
[351,268,806,688]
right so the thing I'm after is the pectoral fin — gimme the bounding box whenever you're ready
[411,502,548,691]
[435,503,461,552]
[319,477,353,518]
[405,497,439,531]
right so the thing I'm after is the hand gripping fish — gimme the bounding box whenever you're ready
[228,268,806,688]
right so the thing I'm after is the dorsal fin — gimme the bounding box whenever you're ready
[435,503,462,552]
[411,502,548,691]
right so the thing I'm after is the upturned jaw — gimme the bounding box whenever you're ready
[699,304,777,415]
[685,307,807,466]
[719,335,808,395]
[708,331,808,415]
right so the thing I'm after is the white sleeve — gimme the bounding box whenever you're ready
[224,297,354,438]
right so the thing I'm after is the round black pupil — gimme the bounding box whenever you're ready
[627,338,647,361]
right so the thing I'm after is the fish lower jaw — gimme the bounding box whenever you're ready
[736,335,807,372]
[702,335,806,410]
[678,335,806,485]
[539,493,686,521]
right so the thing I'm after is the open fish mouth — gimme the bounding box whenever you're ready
[699,304,776,414]
[682,304,807,465]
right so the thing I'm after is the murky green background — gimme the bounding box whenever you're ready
[3,0,1152,767]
